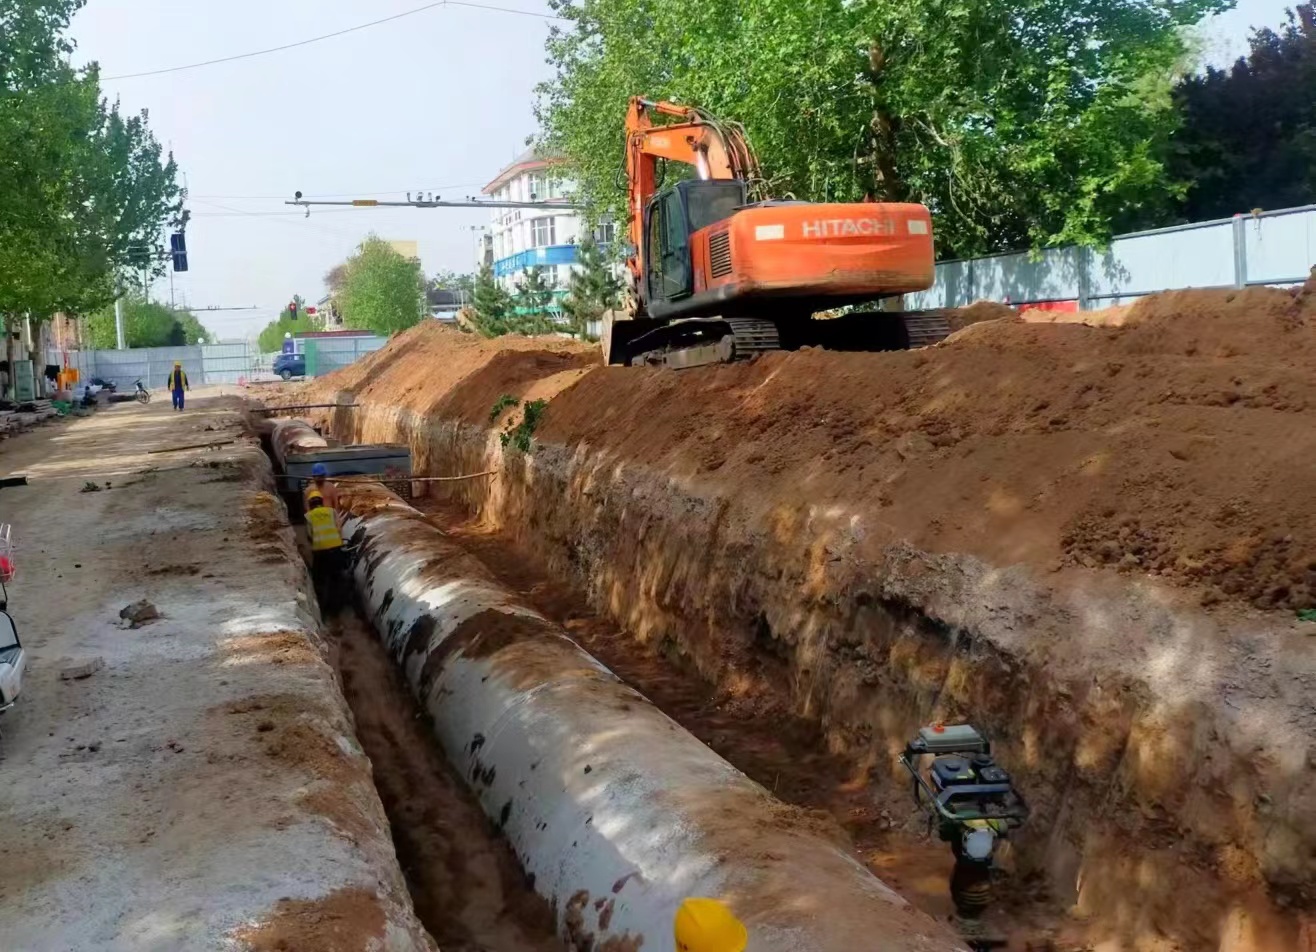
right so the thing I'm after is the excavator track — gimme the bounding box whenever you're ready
[619,310,948,369]
[628,316,779,369]
[901,311,954,348]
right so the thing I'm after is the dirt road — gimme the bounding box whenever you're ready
[0,391,430,951]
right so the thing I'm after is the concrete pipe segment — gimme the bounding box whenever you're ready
[269,417,332,472]
[340,482,965,952]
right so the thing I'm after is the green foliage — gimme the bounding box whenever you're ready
[430,270,476,297]
[0,0,184,318]
[499,398,547,453]
[1167,6,1316,222]
[489,393,519,422]
[536,0,1227,257]
[257,304,322,354]
[85,293,213,348]
[513,266,557,333]
[468,262,517,337]
[336,235,425,335]
[561,237,621,339]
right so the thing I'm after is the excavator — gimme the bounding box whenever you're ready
[602,96,951,368]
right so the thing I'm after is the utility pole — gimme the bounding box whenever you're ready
[114,294,125,350]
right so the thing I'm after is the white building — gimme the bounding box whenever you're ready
[481,149,618,305]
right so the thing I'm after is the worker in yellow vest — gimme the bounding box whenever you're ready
[305,490,346,614]
[674,898,747,952]
[165,360,189,411]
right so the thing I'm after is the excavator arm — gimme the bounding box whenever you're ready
[624,97,760,294]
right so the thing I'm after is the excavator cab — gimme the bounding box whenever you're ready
[642,179,746,308]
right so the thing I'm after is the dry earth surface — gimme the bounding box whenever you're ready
[0,389,431,952]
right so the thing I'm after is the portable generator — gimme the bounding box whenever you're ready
[899,724,1028,924]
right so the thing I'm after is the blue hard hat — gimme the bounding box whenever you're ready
[311,462,328,477]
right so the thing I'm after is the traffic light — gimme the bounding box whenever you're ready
[170,232,188,272]
[289,300,298,319]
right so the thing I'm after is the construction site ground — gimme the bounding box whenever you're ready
[292,282,1316,952]
[0,390,431,951]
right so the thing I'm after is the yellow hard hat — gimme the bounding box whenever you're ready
[674,898,747,952]
[306,491,324,505]
[174,360,182,366]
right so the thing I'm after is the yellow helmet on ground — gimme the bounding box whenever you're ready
[674,898,748,952]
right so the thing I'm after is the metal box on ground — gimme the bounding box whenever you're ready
[284,443,412,490]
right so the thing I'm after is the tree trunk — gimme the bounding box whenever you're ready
[3,315,13,401]
[867,43,907,202]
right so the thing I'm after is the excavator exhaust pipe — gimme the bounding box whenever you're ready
[340,482,966,952]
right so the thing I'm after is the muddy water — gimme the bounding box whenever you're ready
[325,610,560,952]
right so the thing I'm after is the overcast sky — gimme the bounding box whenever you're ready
[71,0,1293,341]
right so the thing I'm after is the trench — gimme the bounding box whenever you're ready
[414,499,1068,950]
[323,608,561,952]
[257,427,560,952]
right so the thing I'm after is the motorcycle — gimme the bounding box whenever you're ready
[0,524,27,719]
[134,379,151,405]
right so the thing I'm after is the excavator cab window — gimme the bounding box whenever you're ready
[683,180,746,232]
[644,181,747,305]
[645,188,692,303]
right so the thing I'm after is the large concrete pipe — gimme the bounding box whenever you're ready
[269,418,333,472]
[341,483,964,952]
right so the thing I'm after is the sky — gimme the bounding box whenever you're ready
[70,0,1295,341]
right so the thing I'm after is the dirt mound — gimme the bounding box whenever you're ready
[536,287,1315,611]
[304,288,1315,613]
[302,322,592,415]
[942,298,1018,331]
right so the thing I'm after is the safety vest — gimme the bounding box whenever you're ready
[306,506,343,551]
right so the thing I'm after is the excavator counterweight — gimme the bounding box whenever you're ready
[604,96,949,367]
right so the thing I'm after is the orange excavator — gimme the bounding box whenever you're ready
[602,96,950,368]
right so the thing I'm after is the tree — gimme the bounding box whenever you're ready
[1166,5,1316,222]
[84,293,213,348]
[468,262,517,337]
[430,270,476,299]
[561,237,621,339]
[323,264,349,293]
[257,304,322,354]
[0,0,183,375]
[335,235,425,335]
[514,266,556,332]
[536,0,1227,258]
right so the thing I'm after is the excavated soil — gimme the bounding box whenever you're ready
[291,285,1316,952]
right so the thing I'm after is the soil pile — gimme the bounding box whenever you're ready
[561,287,1316,610]
[308,288,1316,612]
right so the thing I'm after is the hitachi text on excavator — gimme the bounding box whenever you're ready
[602,96,952,368]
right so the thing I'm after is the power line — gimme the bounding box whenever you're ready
[101,1,566,82]
[190,184,489,202]
[192,185,486,202]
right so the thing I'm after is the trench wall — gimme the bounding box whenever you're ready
[315,375,1313,952]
